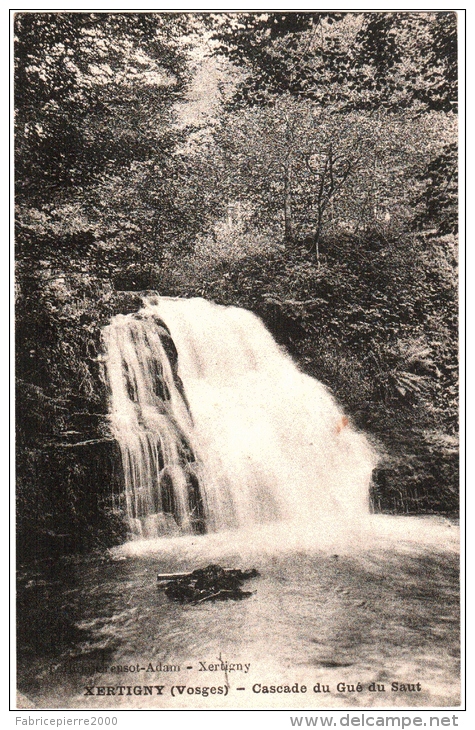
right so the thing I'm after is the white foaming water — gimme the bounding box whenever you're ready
[115,516,459,563]
[103,296,377,540]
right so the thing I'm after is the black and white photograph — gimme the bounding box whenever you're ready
[13,9,461,711]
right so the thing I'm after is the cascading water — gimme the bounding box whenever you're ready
[103,296,377,539]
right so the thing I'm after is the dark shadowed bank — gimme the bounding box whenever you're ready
[15,12,458,562]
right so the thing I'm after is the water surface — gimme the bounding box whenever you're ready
[17,516,460,709]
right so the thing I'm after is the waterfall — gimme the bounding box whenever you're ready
[102,296,377,539]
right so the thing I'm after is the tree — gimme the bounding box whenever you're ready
[209,12,457,113]
[15,13,189,193]
[15,12,204,274]
[414,142,457,235]
[350,12,457,113]
[203,12,457,256]
[208,12,348,105]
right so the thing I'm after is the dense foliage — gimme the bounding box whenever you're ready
[15,11,459,559]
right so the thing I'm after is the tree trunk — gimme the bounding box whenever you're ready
[309,207,324,266]
[313,223,322,267]
[284,162,294,244]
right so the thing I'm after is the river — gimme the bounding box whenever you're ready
[17,515,460,710]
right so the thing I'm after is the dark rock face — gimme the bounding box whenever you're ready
[16,291,161,563]
[107,291,157,317]
[16,439,127,562]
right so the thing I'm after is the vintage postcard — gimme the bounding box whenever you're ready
[14,10,461,711]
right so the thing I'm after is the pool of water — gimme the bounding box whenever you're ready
[17,515,460,709]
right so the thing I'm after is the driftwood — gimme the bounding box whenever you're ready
[158,564,259,604]
[157,567,258,583]
[52,438,115,448]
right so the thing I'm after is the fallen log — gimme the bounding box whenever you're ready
[158,564,259,604]
[157,567,258,583]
